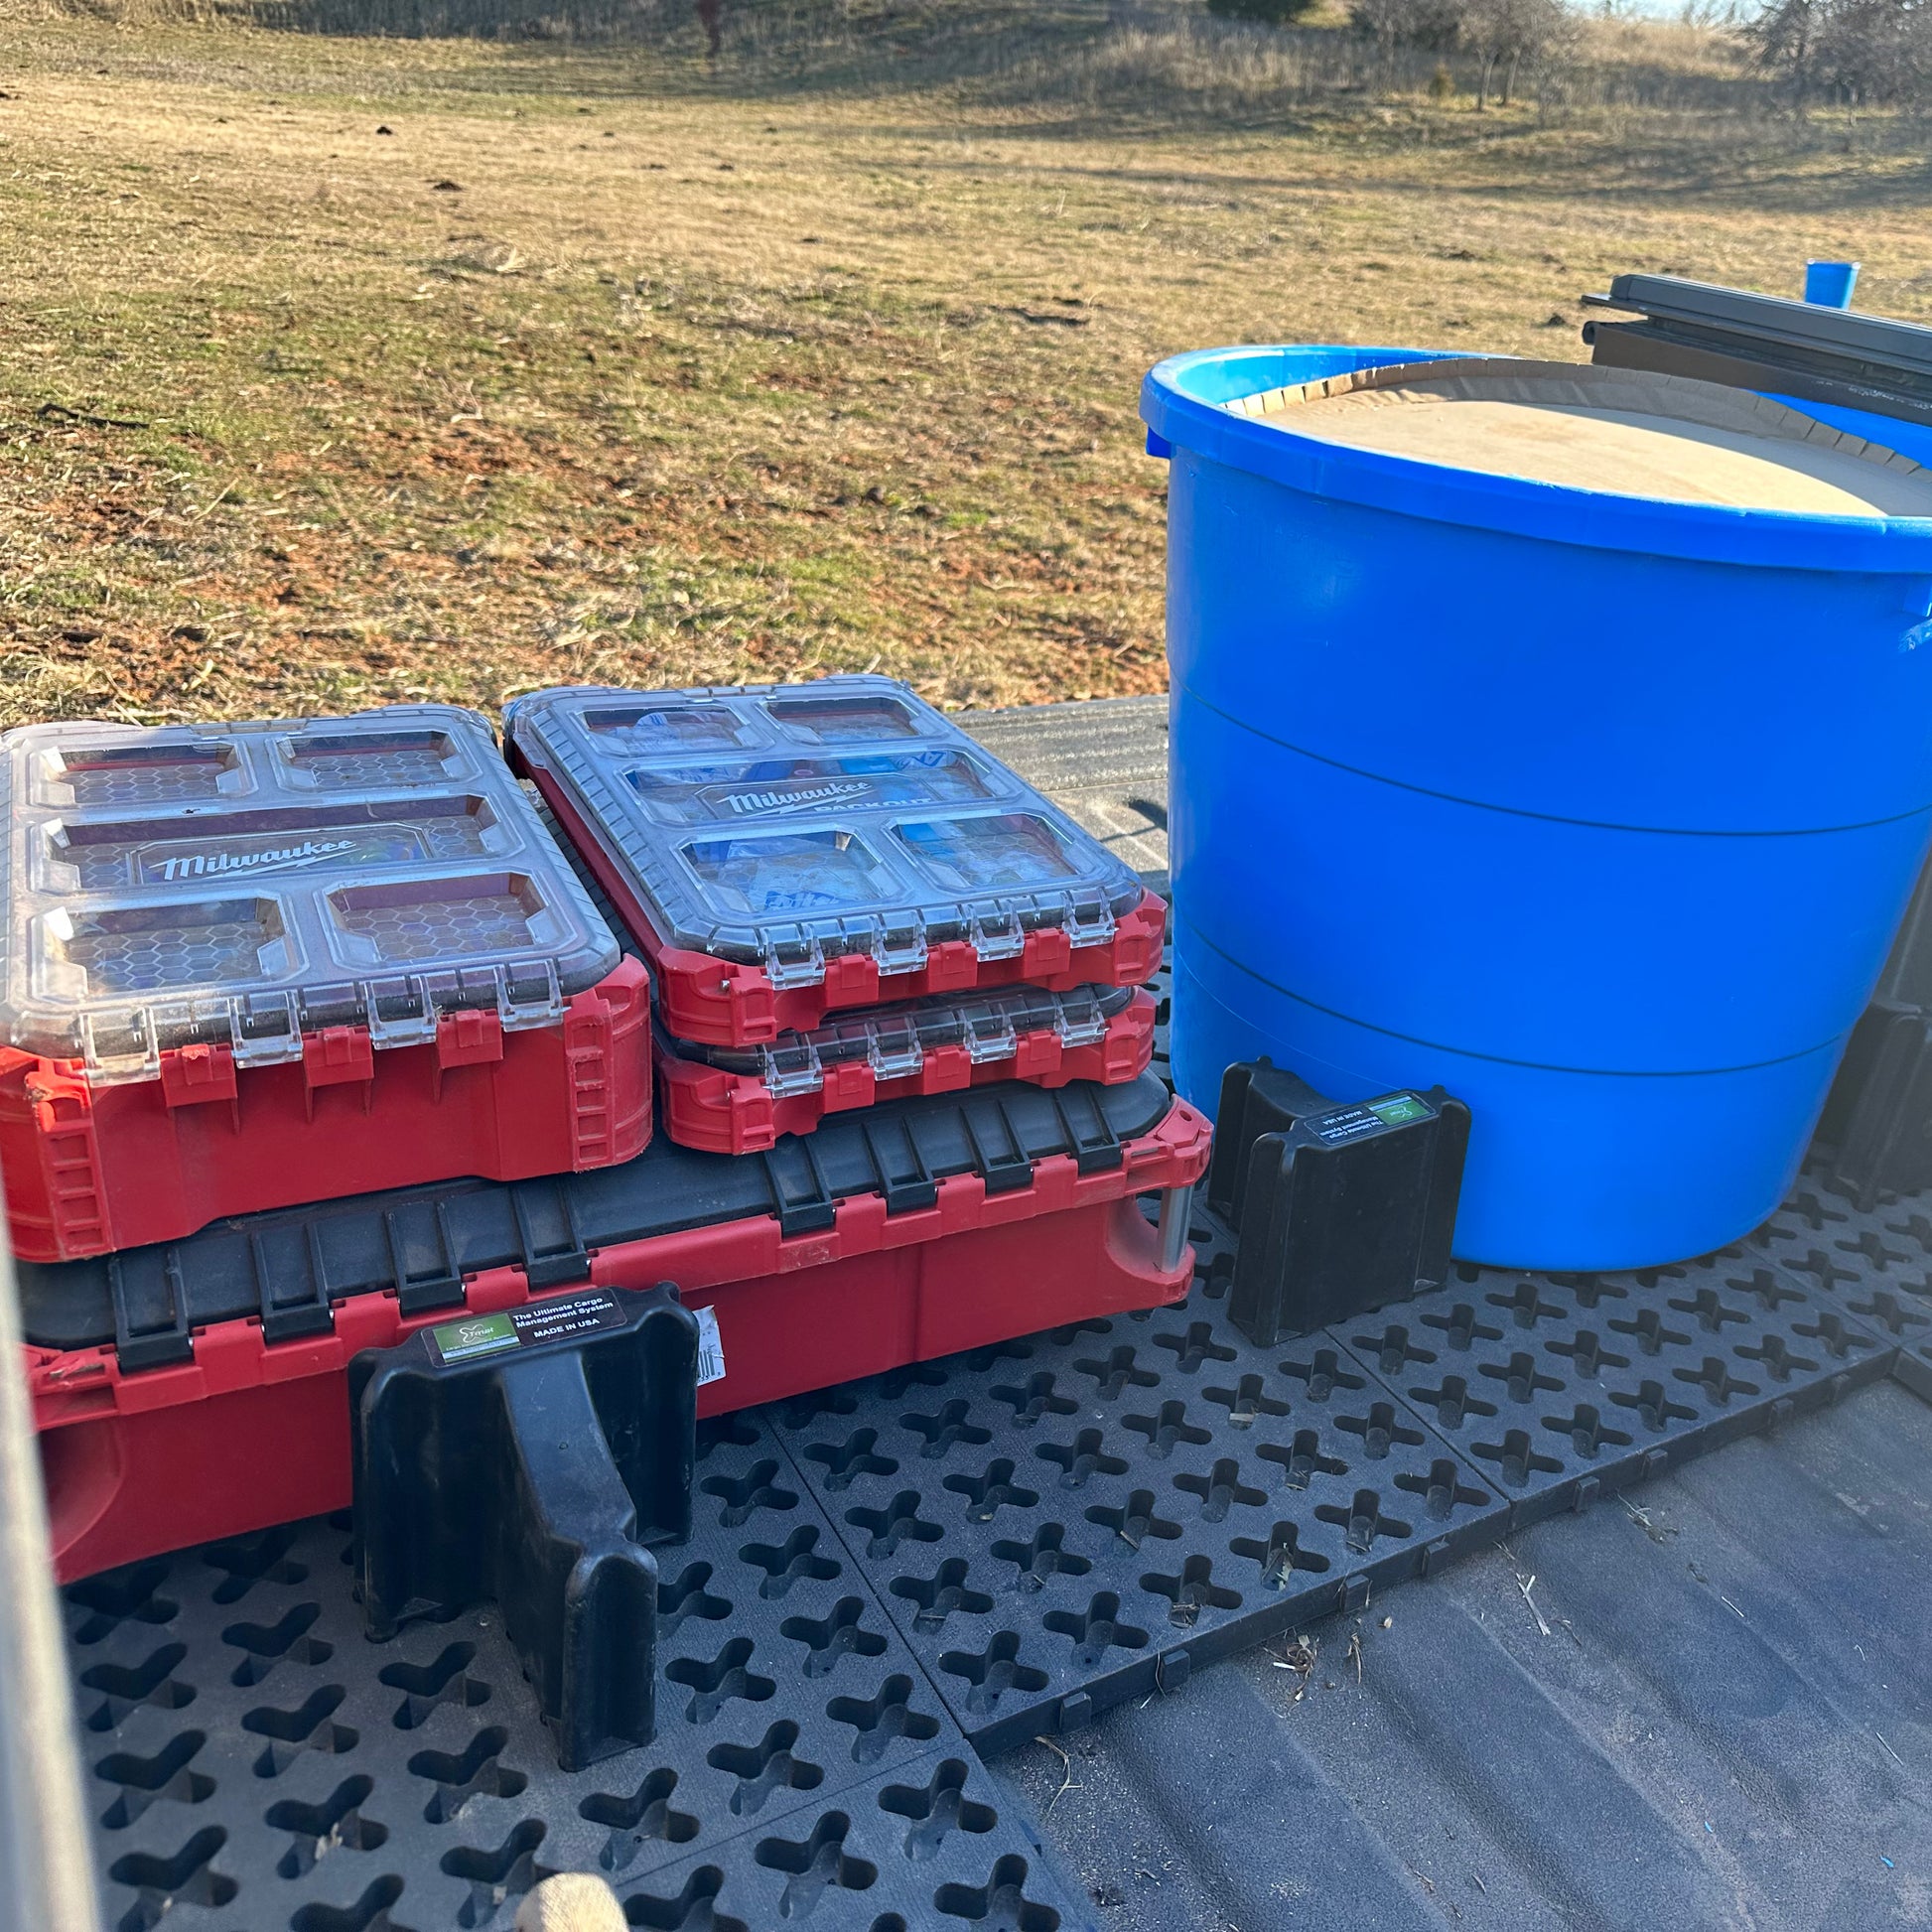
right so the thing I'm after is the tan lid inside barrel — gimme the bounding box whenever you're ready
[1229,359,1932,516]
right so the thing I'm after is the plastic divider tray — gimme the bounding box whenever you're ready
[24,1073,1210,1581]
[506,678,1166,1045]
[658,984,1157,1155]
[0,706,641,1260]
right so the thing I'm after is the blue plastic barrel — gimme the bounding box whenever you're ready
[1142,345,1932,1270]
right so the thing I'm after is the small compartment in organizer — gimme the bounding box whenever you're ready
[326,872,557,966]
[41,897,292,998]
[894,812,1085,894]
[581,699,763,755]
[37,740,243,809]
[625,748,1004,826]
[276,726,466,789]
[679,828,901,916]
[41,795,505,893]
[767,689,921,744]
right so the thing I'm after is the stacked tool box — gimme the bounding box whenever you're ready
[0,706,648,1260]
[499,675,1199,1441]
[504,676,1168,1151]
[14,681,1208,1582]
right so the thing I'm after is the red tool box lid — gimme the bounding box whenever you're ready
[0,706,619,1081]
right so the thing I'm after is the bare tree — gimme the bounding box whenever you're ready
[1351,0,1571,98]
[1458,0,1571,105]
[1350,0,1462,81]
[1819,0,1932,100]
[1743,0,1823,104]
[1744,0,1932,107]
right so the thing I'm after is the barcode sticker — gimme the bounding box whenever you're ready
[695,1304,726,1388]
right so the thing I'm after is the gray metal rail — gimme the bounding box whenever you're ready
[0,1213,102,1932]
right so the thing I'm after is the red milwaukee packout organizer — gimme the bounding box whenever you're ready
[658,983,1157,1155]
[504,678,1165,1046]
[22,1073,1208,1581]
[0,706,649,1261]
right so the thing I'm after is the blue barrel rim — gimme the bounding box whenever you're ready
[1141,344,1932,575]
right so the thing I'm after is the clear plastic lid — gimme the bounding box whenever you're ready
[683,983,1137,1098]
[0,706,621,1080]
[506,678,1147,985]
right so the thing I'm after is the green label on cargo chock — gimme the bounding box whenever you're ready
[1308,1093,1434,1146]
[1367,1094,1433,1127]
[428,1292,625,1365]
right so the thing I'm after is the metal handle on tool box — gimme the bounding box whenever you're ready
[1157,1184,1194,1273]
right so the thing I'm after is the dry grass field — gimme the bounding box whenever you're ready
[4,2,1932,727]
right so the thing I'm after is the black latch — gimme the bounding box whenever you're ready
[348,1282,698,1770]
[1208,1060,1470,1346]
[861,1118,938,1217]
[762,1137,837,1238]
[252,1226,336,1345]
[108,1250,195,1372]
[507,1179,591,1290]
[1051,1087,1124,1175]
[386,1200,467,1315]
[966,1097,1034,1195]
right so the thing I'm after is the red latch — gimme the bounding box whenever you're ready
[436,1007,504,1069]
[303,1028,375,1090]
[918,1043,974,1094]
[923,940,979,993]
[1024,926,1074,977]
[1011,1031,1062,1081]
[823,1061,876,1107]
[160,1041,238,1110]
[822,952,882,1006]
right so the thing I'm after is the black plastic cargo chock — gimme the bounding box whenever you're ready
[348,1282,698,1771]
[1821,999,1932,1207]
[1820,861,1932,1207]
[1208,1060,1469,1345]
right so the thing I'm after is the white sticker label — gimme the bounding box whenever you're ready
[694,1304,727,1388]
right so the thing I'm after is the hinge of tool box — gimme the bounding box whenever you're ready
[969,906,1026,962]
[874,919,929,977]
[763,931,826,991]
[1059,892,1117,949]
[230,991,304,1070]
[497,959,566,1033]
[363,975,439,1049]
